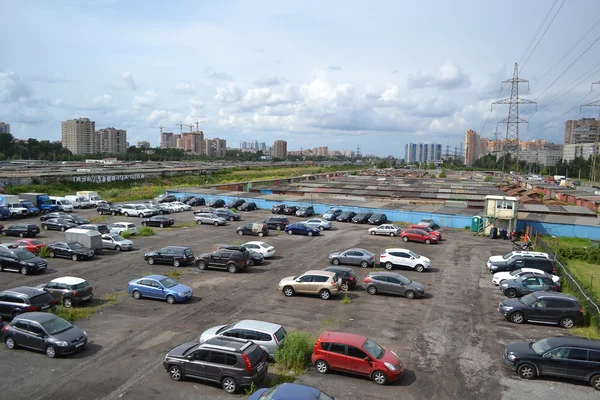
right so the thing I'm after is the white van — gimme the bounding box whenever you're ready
[65,195,92,209]
[48,196,74,212]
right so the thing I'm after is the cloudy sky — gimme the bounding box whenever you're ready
[2,0,600,156]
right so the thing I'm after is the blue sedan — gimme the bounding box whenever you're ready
[250,383,334,400]
[126,274,193,304]
[284,223,320,236]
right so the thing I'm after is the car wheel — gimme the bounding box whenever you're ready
[287,230,293,235]
[341,282,349,291]
[510,312,525,324]
[213,221,218,226]
[319,226,324,231]
[49,251,55,258]
[315,359,329,374]
[197,261,206,270]
[19,233,24,238]
[115,245,121,252]
[415,264,424,273]
[168,365,183,381]
[159,223,164,228]
[237,230,244,236]
[221,377,237,394]
[60,226,66,232]
[12,309,22,318]
[111,211,117,216]
[147,257,155,265]
[370,231,375,235]
[228,216,233,221]
[505,288,517,298]
[405,290,415,299]
[132,290,141,299]
[5,336,15,350]
[384,262,393,270]
[258,232,264,237]
[517,363,537,379]
[590,374,600,391]
[308,231,313,237]
[124,212,129,217]
[166,295,176,304]
[63,298,73,308]
[276,225,281,231]
[72,254,78,261]
[43,225,48,231]
[227,264,238,273]
[283,286,294,297]
[498,279,505,286]
[319,289,331,300]
[425,239,431,244]
[45,345,57,358]
[372,371,387,385]
[97,210,102,214]
[0,265,3,272]
[402,236,408,242]
[360,260,369,268]
[332,258,340,265]
[141,222,147,227]
[367,285,377,295]
[559,316,575,329]
[390,232,396,237]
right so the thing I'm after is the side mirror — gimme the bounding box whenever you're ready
[364,356,372,362]
[410,257,415,260]
[295,279,302,283]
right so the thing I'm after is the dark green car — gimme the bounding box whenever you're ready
[500,276,557,298]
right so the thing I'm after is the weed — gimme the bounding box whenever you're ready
[266,372,296,387]
[105,293,118,302]
[52,306,96,322]
[341,291,352,304]
[464,225,470,230]
[37,245,51,258]
[173,221,196,229]
[143,271,153,277]
[121,231,132,239]
[166,270,182,279]
[244,382,258,395]
[138,227,154,236]
[89,215,110,223]
[230,240,242,245]
[273,331,316,374]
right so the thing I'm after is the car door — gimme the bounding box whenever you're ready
[186,349,209,379]
[211,251,226,268]
[566,348,590,379]
[205,350,227,382]
[294,275,314,294]
[155,248,171,264]
[526,298,552,322]
[540,347,571,377]
[373,276,393,294]
[148,279,165,299]
[28,322,48,352]
[349,251,363,265]
[386,276,406,296]
[392,251,411,268]
[136,279,154,297]
[346,345,372,376]
[53,243,69,258]
[12,320,36,348]
[326,342,348,371]
[521,277,543,295]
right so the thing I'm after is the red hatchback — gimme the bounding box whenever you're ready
[15,238,45,253]
[408,225,442,240]
[311,331,403,385]
[400,229,438,244]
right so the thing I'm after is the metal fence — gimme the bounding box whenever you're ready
[536,236,600,332]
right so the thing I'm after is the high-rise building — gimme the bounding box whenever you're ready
[180,131,205,154]
[405,142,442,163]
[95,127,127,155]
[259,142,267,152]
[563,143,596,162]
[204,138,227,158]
[61,118,96,155]
[464,130,482,166]
[0,122,10,134]
[404,143,417,163]
[273,140,288,159]
[564,118,599,144]
[137,141,151,148]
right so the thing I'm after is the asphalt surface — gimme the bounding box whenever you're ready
[0,207,597,400]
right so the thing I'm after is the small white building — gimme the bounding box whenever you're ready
[483,195,518,235]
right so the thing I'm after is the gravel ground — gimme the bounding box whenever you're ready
[0,207,597,400]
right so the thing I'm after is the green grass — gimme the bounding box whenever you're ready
[138,227,154,236]
[143,271,153,276]
[89,215,110,223]
[37,245,51,258]
[556,236,592,249]
[341,290,352,304]
[273,332,316,374]
[566,260,600,303]
[120,231,132,239]
[166,270,182,279]
[173,221,197,229]
[51,294,119,322]
[572,326,600,341]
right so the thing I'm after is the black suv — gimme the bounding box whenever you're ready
[368,213,388,225]
[336,211,356,222]
[213,209,241,221]
[163,336,268,394]
[196,247,251,273]
[238,202,257,211]
[0,287,56,318]
[155,194,177,203]
[225,199,246,209]
[182,195,205,206]
[262,217,289,231]
[504,336,600,390]
[499,292,584,328]
[489,256,556,275]
[283,206,299,215]
[144,246,195,267]
[4,224,40,238]
[295,206,315,217]
[0,248,47,275]
[323,266,359,291]
[271,204,286,214]
[96,202,122,216]
[207,199,225,208]
[352,212,373,224]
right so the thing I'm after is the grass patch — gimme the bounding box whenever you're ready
[244,382,258,395]
[566,260,600,303]
[173,221,197,229]
[555,236,591,249]
[89,215,110,223]
[51,294,119,322]
[166,270,182,279]
[230,240,242,245]
[143,271,153,276]
[572,325,600,341]
[138,227,154,236]
[37,245,51,258]
[273,331,315,374]
[120,231,132,239]
[341,290,352,304]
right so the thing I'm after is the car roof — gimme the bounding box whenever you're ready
[269,383,322,399]
[384,248,412,252]
[15,312,59,323]
[318,330,367,347]
[324,266,353,273]
[2,286,45,297]
[233,319,283,333]
[546,336,600,350]
[140,274,168,281]
[532,292,578,301]
[368,271,406,278]
[202,336,255,352]
[244,241,269,246]
[346,247,373,254]
[161,246,190,250]
[50,276,86,285]
[303,270,336,277]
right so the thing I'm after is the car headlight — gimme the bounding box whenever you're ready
[502,305,513,310]
[56,341,69,347]
[25,262,35,266]
[507,354,516,361]
[178,292,185,296]
[501,284,508,289]
[384,362,396,371]
[490,266,498,270]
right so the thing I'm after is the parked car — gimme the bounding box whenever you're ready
[336,211,356,222]
[4,224,40,238]
[153,202,174,214]
[38,277,93,308]
[41,218,77,232]
[352,212,373,224]
[66,214,90,225]
[108,222,138,235]
[285,223,320,236]
[4,312,87,358]
[503,336,600,390]
[238,201,257,211]
[323,266,358,291]
[408,224,442,240]
[163,336,268,393]
[194,213,227,226]
[0,287,56,319]
[0,247,47,275]
[492,268,561,286]
[247,249,265,265]
[363,271,425,298]
[172,201,192,211]
[225,199,246,209]
[488,253,556,274]
[250,383,334,400]
[487,251,550,268]
[283,205,299,215]
[14,238,45,253]
[141,215,175,228]
[498,292,584,328]
[379,248,431,272]
[400,229,438,244]
[214,208,241,221]
[271,204,286,214]
[236,223,269,237]
[501,276,558,298]
[144,246,194,267]
[312,331,403,385]
[199,320,287,360]
[328,248,375,268]
[368,213,388,225]
[368,224,401,237]
[127,274,192,304]
[207,198,225,208]
[120,204,154,218]
[323,208,343,221]
[39,212,70,222]
[96,202,122,216]
[278,270,341,300]
[242,241,276,258]
[101,233,134,251]
[154,194,177,203]
[418,218,439,230]
[305,218,332,231]
[182,195,204,206]
[48,242,95,261]
[77,223,110,234]
[262,216,289,231]
[196,246,251,273]
[295,206,315,217]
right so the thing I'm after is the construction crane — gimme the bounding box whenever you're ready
[159,125,165,134]
[195,120,204,132]
[188,124,194,133]
[175,123,184,134]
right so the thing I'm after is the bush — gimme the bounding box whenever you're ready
[138,227,154,236]
[37,245,51,258]
[121,231,132,239]
[52,306,96,322]
[274,331,315,373]
[484,176,493,182]
[166,270,182,279]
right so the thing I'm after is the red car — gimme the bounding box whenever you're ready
[15,238,45,253]
[400,229,438,244]
[408,225,442,240]
[311,331,403,385]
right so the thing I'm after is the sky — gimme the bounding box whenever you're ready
[1,0,600,156]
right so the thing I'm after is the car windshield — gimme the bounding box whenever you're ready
[68,242,83,249]
[362,338,385,359]
[216,323,236,334]
[110,234,126,242]
[41,316,73,335]
[531,338,553,355]
[62,200,72,205]
[510,269,522,276]
[408,251,419,258]
[519,293,538,306]
[57,218,71,224]
[30,240,43,245]
[502,253,513,260]
[17,251,36,260]
[397,275,412,285]
[135,205,146,210]
[159,277,178,288]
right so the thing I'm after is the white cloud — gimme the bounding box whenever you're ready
[121,72,137,90]
[215,84,242,103]
[328,65,343,71]
[207,70,234,81]
[189,98,204,108]
[0,70,34,102]
[408,59,471,90]
[91,93,115,109]
[132,90,158,108]
[173,83,196,95]
[254,75,284,87]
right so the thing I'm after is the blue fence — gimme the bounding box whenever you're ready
[517,220,600,240]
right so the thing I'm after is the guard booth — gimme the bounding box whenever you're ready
[482,195,518,235]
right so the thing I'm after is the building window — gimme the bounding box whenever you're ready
[496,200,513,210]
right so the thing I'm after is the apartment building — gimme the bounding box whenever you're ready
[61,118,96,155]
[564,118,599,144]
[95,127,127,155]
[0,122,10,134]
[273,140,288,159]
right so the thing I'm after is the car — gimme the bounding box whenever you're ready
[418,218,440,230]
[159,203,180,213]
[262,216,289,231]
[141,215,175,228]
[368,213,388,225]
[322,208,343,221]
[196,207,215,214]
[152,202,174,214]
[14,238,45,253]
[162,336,268,394]
[305,218,332,231]
[172,201,192,211]
[492,268,561,286]
[207,198,225,208]
[312,331,403,385]
[194,213,227,226]
[154,194,177,203]
[323,266,358,291]
[503,336,600,390]
[0,287,56,319]
[214,208,241,221]
[38,277,94,308]
[66,214,90,225]
[488,252,555,274]
[144,246,194,267]
[195,246,251,273]
[238,201,257,211]
[121,204,155,217]
[78,223,110,234]
[249,383,334,400]
[283,205,299,215]
[352,212,372,224]
[0,242,17,249]
[295,206,315,217]
[336,211,356,222]
[271,204,286,214]
[41,218,77,232]
[328,248,375,268]
[0,247,47,275]
[501,276,558,298]
[498,292,584,328]
[96,202,122,215]
[247,248,265,265]
[108,222,138,235]
[0,206,9,220]
[48,242,95,261]
[285,223,320,236]
[242,241,275,258]
[4,224,40,238]
[182,195,205,206]
[39,212,70,222]
[408,224,442,240]
[101,233,134,251]
[4,312,87,358]
[225,199,246,209]
[199,320,287,360]
[363,271,425,298]
[127,274,192,304]
[236,223,269,237]
[278,270,341,300]
[379,248,431,272]
[400,229,438,244]
[487,251,550,267]
[368,224,401,237]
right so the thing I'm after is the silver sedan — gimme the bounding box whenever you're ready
[368,224,402,237]
[305,218,332,231]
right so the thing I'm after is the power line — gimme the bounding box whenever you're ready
[541,60,600,109]
[518,0,558,67]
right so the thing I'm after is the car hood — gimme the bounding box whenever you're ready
[74,247,94,254]
[381,349,402,367]
[26,255,46,264]
[279,275,297,285]
[505,341,536,356]
[408,282,425,291]
[417,256,431,264]
[489,260,509,267]
[493,272,512,280]
[500,297,523,308]
[166,342,197,358]
[53,325,86,343]
[328,252,341,258]
[145,251,159,257]
[199,324,227,342]
[117,239,134,246]
[170,283,192,293]
[488,255,506,264]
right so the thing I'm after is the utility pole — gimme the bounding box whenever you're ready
[356,144,361,158]
[159,125,165,134]
[492,62,536,173]
[581,81,600,184]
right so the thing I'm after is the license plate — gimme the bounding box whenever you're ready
[75,342,85,348]
[258,362,265,371]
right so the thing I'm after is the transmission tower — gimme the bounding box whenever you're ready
[356,144,361,158]
[492,62,537,173]
[444,142,451,159]
[581,80,600,183]
[491,126,501,158]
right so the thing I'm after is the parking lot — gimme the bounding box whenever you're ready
[0,206,597,400]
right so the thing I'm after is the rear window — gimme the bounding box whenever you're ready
[274,327,287,343]
[245,344,264,365]
[29,293,53,305]
[126,224,135,229]
[70,282,89,290]
[184,248,194,257]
